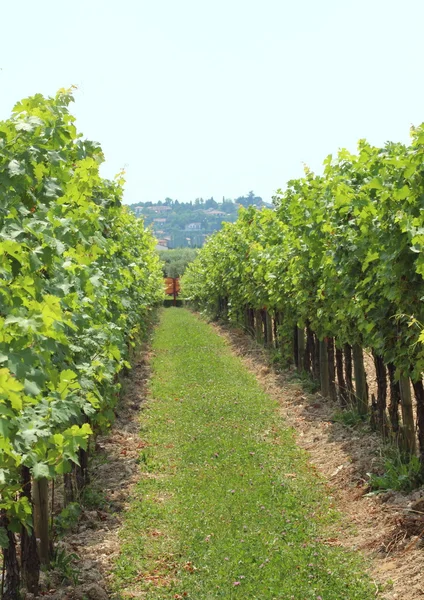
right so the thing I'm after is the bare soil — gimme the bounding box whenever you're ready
[33,348,151,600]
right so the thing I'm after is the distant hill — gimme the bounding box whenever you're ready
[127,192,269,248]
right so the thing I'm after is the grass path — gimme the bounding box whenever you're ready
[114,308,374,599]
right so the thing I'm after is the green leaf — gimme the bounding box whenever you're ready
[393,185,409,201]
[32,462,51,480]
[8,159,25,176]
[0,419,10,438]
[24,379,42,396]
[367,177,383,190]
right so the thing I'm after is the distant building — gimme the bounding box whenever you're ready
[153,218,167,223]
[155,243,169,251]
[185,222,202,230]
[151,205,172,213]
[205,210,226,216]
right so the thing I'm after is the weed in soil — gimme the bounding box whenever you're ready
[368,448,422,493]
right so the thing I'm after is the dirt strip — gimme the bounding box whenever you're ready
[31,348,151,600]
[212,322,424,600]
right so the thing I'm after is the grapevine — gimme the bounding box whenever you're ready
[0,89,162,596]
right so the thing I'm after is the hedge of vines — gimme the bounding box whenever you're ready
[0,90,163,598]
[183,126,424,475]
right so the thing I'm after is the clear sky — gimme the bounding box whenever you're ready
[1,0,424,204]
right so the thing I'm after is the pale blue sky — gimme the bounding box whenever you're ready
[1,0,423,204]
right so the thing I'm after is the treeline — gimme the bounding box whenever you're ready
[0,91,163,598]
[158,248,198,278]
[128,190,265,211]
[182,127,424,473]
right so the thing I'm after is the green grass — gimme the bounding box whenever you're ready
[113,308,375,599]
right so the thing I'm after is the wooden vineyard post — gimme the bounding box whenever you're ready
[244,306,250,333]
[249,308,255,337]
[33,478,50,565]
[335,346,347,407]
[64,473,74,505]
[387,363,400,438]
[297,327,305,372]
[412,379,424,471]
[293,326,299,369]
[265,311,273,348]
[312,333,320,381]
[373,353,388,438]
[261,310,268,346]
[0,512,20,600]
[327,337,337,402]
[352,344,368,416]
[20,467,40,594]
[399,376,416,454]
[255,310,263,344]
[344,343,354,405]
[273,313,280,349]
[304,322,314,375]
[319,339,329,397]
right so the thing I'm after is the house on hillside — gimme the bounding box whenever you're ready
[185,222,202,230]
[151,205,172,213]
[205,210,226,216]
[153,218,167,224]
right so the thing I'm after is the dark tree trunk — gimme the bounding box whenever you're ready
[373,352,388,438]
[20,467,40,594]
[75,447,90,491]
[335,346,347,407]
[0,512,20,600]
[64,473,74,505]
[353,344,368,415]
[412,379,424,471]
[387,362,400,436]
[344,343,354,405]
[327,337,337,402]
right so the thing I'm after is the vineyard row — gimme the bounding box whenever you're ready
[182,127,424,474]
[0,90,163,598]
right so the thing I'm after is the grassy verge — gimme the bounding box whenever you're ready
[113,308,375,599]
